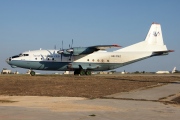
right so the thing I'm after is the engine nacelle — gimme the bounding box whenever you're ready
[72,47,96,55]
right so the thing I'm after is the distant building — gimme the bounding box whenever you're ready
[156,71,170,74]
[63,71,73,74]
[14,71,19,74]
[98,71,113,74]
[1,68,11,74]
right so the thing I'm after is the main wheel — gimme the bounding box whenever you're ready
[30,71,36,76]
[80,69,85,75]
[85,70,91,75]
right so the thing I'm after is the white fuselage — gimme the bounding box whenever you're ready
[6,49,153,71]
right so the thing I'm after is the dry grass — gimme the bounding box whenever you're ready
[0,75,179,99]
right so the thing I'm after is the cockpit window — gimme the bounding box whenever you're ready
[18,54,29,57]
[19,54,23,57]
[12,55,19,58]
[24,54,29,56]
[12,53,29,58]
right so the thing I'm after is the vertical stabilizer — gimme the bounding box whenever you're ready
[145,23,164,46]
[115,23,168,52]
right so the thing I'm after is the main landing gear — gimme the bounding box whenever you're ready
[74,69,92,75]
[74,65,92,76]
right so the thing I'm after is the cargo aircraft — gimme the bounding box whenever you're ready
[6,23,173,76]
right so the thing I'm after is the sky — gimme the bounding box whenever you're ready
[0,0,180,74]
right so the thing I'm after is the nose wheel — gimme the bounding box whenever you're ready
[30,70,36,76]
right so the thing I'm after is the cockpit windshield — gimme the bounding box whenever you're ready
[12,53,29,58]
[19,53,29,57]
[12,55,19,58]
[19,53,23,57]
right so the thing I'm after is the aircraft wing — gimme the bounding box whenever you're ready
[89,44,121,50]
[65,44,121,55]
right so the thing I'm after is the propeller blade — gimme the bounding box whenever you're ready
[71,39,73,48]
[62,41,63,49]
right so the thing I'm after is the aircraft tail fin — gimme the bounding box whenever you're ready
[116,23,168,52]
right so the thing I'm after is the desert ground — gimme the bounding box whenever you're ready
[0,74,180,120]
[0,74,180,103]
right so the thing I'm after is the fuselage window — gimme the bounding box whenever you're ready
[101,59,104,62]
[47,58,49,60]
[92,59,94,62]
[41,58,42,60]
[87,59,89,61]
[107,60,109,62]
[35,58,37,60]
[19,54,23,57]
[97,59,99,62]
[52,58,54,61]
[23,54,29,56]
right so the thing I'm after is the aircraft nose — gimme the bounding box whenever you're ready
[6,57,11,64]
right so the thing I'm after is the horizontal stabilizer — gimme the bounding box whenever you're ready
[152,50,174,56]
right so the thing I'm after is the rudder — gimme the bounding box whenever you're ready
[145,23,164,46]
[115,22,168,52]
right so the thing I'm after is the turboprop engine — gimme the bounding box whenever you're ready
[66,47,97,55]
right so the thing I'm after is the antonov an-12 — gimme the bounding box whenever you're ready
[6,23,173,76]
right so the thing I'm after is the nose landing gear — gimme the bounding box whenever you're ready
[30,70,36,76]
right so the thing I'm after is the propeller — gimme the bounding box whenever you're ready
[66,39,74,61]
[71,39,73,48]
[57,41,64,53]
[66,39,74,53]
[57,41,64,61]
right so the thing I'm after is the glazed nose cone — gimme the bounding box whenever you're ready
[6,57,11,64]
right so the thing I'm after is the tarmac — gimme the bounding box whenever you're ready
[0,81,180,120]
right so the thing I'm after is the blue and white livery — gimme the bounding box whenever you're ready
[6,23,173,75]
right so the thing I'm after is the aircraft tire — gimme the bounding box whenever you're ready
[85,70,91,75]
[80,69,85,75]
[30,71,36,76]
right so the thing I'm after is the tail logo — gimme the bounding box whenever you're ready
[153,31,160,37]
